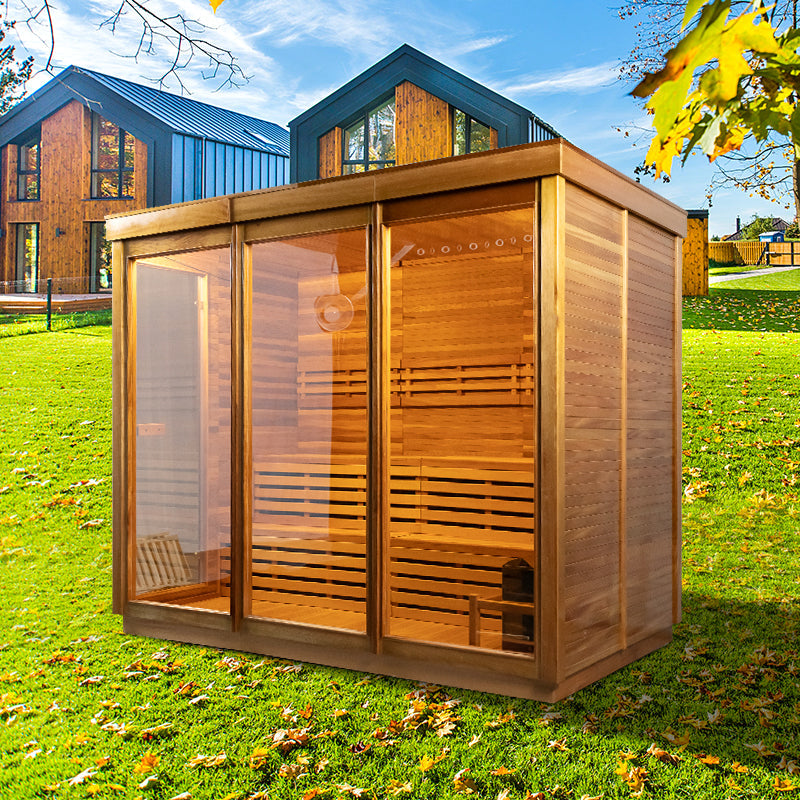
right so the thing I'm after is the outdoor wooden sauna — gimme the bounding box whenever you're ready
[110,140,685,701]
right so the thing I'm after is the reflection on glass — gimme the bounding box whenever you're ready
[386,208,536,654]
[249,228,368,631]
[15,223,39,293]
[134,248,231,611]
[91,113,135,198]
[342,99,395,173]
[453,109,491,156]
[368,99,395,162]
[17,140,40,200]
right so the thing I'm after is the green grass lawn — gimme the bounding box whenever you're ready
[1,279,799,799]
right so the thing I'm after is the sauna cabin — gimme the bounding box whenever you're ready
[110,140,685,701]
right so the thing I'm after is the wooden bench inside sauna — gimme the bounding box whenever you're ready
[112,140,684,700]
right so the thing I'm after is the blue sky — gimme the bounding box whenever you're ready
[10,0,792,237]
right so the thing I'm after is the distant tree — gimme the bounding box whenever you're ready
[740,215,779,238]
[620,0,799,222]
[786,219,800,237]
[5,0,242,91]
[1,18,33,113]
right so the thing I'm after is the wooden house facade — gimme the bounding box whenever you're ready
[289,45,559,183]
[0,67,289,294]
[109,140,685,701]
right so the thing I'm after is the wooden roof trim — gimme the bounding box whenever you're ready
[106,140,687,241]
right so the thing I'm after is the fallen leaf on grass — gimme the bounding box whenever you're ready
[490,766,516,776]
[774,776,798,792]
[186,752,226,768]
[730,762,749,773]
[386,780,413,795]
[249,747,270,769]
[645,743,681,765]
[696,753,721,766]
[138,775,159,789]
[453,768,477,794]
[67,767,96,785]
[419,749,448,771]
[547,737,569,752]
[133,752,159,774]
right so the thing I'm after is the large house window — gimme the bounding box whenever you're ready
[89,222,112,293]
[15,223,39,293]
[453,109,491,156]
[17,137,40,200]
[342,98,395,173]
[91,113,135,198]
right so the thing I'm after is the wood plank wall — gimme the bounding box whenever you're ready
[395,82,451,165]
[317,81,498,177]
[625,217,676,643]
[1,101,148,290]
[318,128,343,179]
[561,183,678,677]
[562,184,624,675]
[681,215,708,296]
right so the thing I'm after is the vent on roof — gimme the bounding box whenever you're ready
[244,128,279,149]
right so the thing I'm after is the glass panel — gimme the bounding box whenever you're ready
[249,228,368,631]
[345,120,365,162]
[96,172,120,198]
[19,174,39,200]
[89,223,112,293]
[386,208,536,654]
[134,248,231,611]
[122,170,135,197]
[342,163,365,175]
[123,133,135,169]
[453,109,467,156]
[15,224,39,292]
[470,119,491,153]
[21,141,39,171]
[368,99,395,162]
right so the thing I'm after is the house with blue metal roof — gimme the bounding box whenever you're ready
[0,66,289,294]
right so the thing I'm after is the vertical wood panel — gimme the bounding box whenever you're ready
[538,175,564,687]
[112,239,129,614]
[368,203,389,652]
[681,215,708,295]
[319,127,343,178]
[619,210,628,652]
[562,183,624,676]
[625,215,679,644]
[395,82,451,165]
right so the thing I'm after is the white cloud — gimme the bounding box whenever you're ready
[500,61,619,96]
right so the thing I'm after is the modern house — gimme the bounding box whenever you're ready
[0,66,289,294]
[289,44,559,182]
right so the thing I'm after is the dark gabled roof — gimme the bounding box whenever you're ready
[288,44,556,183]
[0,66,289,156]
[289,44,535,129]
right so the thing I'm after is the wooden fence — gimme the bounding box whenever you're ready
[710,240,800,267]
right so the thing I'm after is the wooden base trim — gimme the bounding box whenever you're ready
[122,605,671,702]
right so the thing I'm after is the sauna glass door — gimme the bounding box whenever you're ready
[133,248,231,611]
[248,228,369,631]
[385,207,537,653]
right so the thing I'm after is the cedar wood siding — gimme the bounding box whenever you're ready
[1,101,148,290]
[317,82,496,178]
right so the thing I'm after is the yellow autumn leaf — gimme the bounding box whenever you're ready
[697,753,720,765]
[133,751,159,774]
[249,747,270,769]
[453,768,477,794]
[209,0,226,11]
[490,766,516,776]
[386,780,413,796]
[774,776,798,792]
[730,762,749,773]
